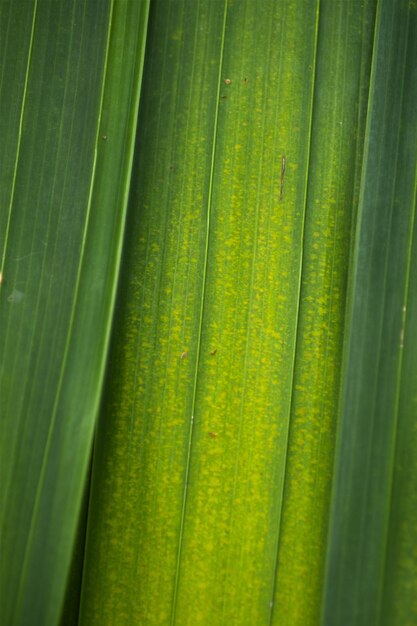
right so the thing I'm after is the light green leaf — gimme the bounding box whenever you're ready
[80,1,374,625]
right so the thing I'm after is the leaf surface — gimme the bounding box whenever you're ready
[0,1,149,623]
[80,1,376,625]
[272,2,376,624]
[322,1,417,624]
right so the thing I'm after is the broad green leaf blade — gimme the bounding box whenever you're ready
[272,2,376,624]
[0,1,149,624]
[79,1,329,624]
[322,1,417,625]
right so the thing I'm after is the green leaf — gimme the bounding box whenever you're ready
[0,1,149,624]
[4,1,415,624]
[80,0,318,623]
[381,192,417,626]
[322,1,417,625]
[80,1,373,625]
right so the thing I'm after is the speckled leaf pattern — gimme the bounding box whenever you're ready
[272,2,376,624]
[79,1,376,626]
[3,0,417,625]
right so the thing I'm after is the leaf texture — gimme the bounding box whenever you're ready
[0,1,149,623]
[78,1,371,625]
[272,1,376,624]
[3,0,415,625]
[322,1,417,624]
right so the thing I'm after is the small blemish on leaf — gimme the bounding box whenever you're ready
[8,289,24,304]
